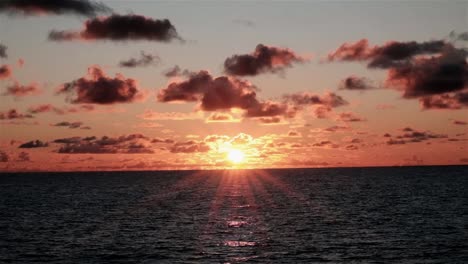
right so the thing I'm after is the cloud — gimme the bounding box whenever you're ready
[385,127,447,145]
[453,120,467,125]
[119,51,160,68]
[258,116,282,124]
[206,113,239,123]
[386,46,467,98]
[158,70,294,120]
[224,44,308,76]
[419,91,468,110]
[0,150,8,162]
[283,92,348,108]
[51,121,84,129]
[19,140,48,148]
[328,38,468,104]
[163,65,192,78]
[28,104,95,115]
[337,112,366,122]
[2,81,41,97]
[449,31,468,41]
[55,134,154,154]
[287,130,301,137]
[49,14,182,42]
[0,109,33,120]
[0,64,12,79]
[376,104,396,110]
[170,140,210,153]
[324,125,351,132]
[0,44,7,58]
[17,152,30,162]
[57,65,143,104]
[327,38,446,68]
[0,0,111,16]
[338,76,376,90]
[312,140,339,148]
[138,109,202,120]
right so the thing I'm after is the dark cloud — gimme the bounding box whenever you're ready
[55,134,154,154]
[49,14,182,42]
[170,140,210,153]
[57,66,143,104]
[52,121,83,129]
[0,44,7,58]
[453,120,467,125]
[163,65,191,78]
[287,130,301,137]
[385,127,448,145]
[151,138,174,144]
[0,64,12,79]
[327,38,446,69]
[2,81,41,97]
[258,116,281,124]
[449,31,468,41]
[28,104,95,115]
[0,150,8,162]
[224,44,308,76]
[345,144,359,151]
[283,92,348,108]
[419,91,468,110]
[312,140,339,148]
[337,112,366,122]
[0,109,33,120]
[119,51,160,68]
[19,140,48,148]
[328,38,468,104]
[386,46,467,98]
[157,70,295,120]
[0,0,110,16]
[324,125,351,132]
[338,76,376,90]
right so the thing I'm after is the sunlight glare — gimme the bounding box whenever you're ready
[227,149,245,164]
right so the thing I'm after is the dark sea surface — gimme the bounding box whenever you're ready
[0,166,467,263]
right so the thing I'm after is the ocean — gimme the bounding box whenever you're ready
[0,166,467,263]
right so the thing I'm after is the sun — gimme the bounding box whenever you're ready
[227,149,245,164]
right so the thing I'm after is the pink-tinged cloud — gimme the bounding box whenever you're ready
[0,150,8,162]
[0,0,110,16]
[0,64,12,79]
[57,66,144,104]
[337,112,366,122]
[28,103,95,115]
[338,76,376,90]
[283,92,348,108]
[157,70,294,119]
[51,121,84,129]
[376,104,396,110]
[19,140,48,148]
[49,14,182,42]
[206,113,239,123]
[329,38,467,103]
[386,46,467,98]
[327,38,446,68]
[2,81,41,97]
[419,91,468,110]
[170,140,210,153]
[0,109,33,120]
[258,116,282,124]
[224,44,308,76]
[452,120,467,125]
[385,127,448,145]
[54,134,154,154]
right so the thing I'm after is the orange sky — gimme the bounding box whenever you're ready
[0,1,467,171]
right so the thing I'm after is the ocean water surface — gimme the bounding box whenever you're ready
[1,166,467,263]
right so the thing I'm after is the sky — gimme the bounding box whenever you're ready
[0,0,467,171]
